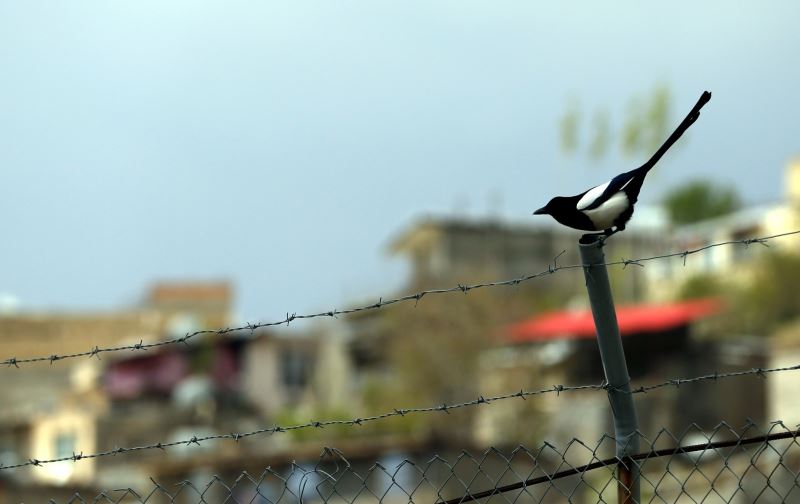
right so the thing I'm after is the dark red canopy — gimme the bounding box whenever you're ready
[507,298,721,343]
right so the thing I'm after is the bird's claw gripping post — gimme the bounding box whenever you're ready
[579,232,609,247]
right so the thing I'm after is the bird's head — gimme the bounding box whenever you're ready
[533,197,570,216]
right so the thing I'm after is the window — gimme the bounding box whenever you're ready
[280,349,313,389]
[54,432,76,459]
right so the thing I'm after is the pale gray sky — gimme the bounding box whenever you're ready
[1,1,799,320]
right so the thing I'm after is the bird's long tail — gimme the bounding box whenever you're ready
[637,90,712,174]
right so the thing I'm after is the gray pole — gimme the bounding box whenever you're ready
[579,235,640,503]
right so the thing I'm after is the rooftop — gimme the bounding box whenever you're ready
[507,298,722,343]
[389,209,667,254]
[147,282,232,304]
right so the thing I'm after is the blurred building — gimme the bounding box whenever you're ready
[476,298,767,446]
[646,158,800,298]
[0,312,161,368]
[0,281,236,488]
[389,215,666,290]
[767,321,800,427]
[92,325,353,487]
[242,328,352,419]
[0,365,102,486]
[0,280,357,497]
[350,214,668,383]
[0,281,232,364]
[146,281,233,334]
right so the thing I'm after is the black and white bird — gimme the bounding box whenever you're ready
[534,91,712,239]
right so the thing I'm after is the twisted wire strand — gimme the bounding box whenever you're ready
[2,230,795,369]
[3,361,798,471]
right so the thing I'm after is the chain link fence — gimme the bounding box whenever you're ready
[23,421,797,504]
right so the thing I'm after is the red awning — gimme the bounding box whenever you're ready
[507,298,722,343]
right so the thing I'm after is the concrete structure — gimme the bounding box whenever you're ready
[389,214,667,293]
[352,214,670,376]
[767,321,800,426]
[146,281,233,335]
[477,298,766,446]
[0,281,233,365]
[0,362,105,486]
[0,312,161,366]
[241,327,352,419]
[29,404,98,485]
[646,158,800,298]
[0,281,235,489]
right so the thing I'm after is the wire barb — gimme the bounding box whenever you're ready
[622,258,644,269]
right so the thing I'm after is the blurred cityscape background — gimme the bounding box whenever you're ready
[2,1,800,502]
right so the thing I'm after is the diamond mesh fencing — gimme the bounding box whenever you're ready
[29,421,798,504]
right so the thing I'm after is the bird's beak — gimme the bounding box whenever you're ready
[533,206,547,215]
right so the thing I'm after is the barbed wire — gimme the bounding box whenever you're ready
[3,361,798,471]
[2,229,797,369]
[629,362,800,393]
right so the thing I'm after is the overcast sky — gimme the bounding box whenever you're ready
[1,1,799,321]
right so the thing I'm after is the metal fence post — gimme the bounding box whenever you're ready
[579,234,640,503]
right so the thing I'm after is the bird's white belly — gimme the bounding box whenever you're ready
[582,191,629,230]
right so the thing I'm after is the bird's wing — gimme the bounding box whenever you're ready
[576,172,635,211]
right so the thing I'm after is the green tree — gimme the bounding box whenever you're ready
[558,84,673,161]
[376,282,554,444]
[645,85,671,154]
[669,252,800,337]
[676,273,725,301]
[559,99,581,156]
[662,180,741,225]
[620,97,644,157]
[588,108,610,160]
[735,250,800,333]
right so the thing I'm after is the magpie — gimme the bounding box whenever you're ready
[534,91,712,239]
